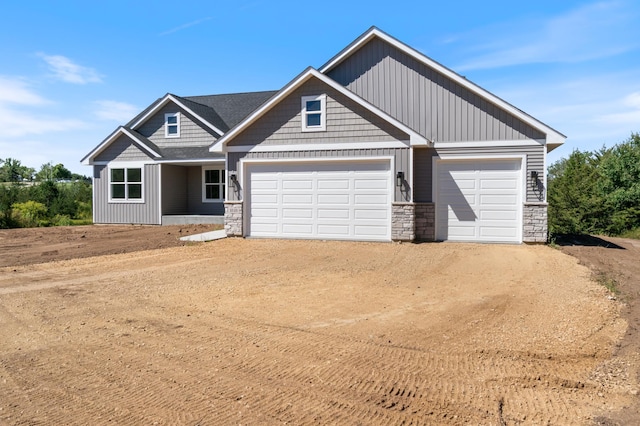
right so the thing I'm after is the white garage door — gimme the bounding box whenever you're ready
[246,161,391,241]
[436,159,522,243]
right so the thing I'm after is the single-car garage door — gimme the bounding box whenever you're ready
[246,161,391,241]
[435,158,522,243]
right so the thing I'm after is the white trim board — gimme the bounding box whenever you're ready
[81,127,161,165]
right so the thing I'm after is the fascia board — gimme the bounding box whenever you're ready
[320,27,566,147]
[81,127,161,165]
[131,94,225,137]
[210,68,426,152]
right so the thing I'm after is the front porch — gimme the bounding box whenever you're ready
[161,214,224,225]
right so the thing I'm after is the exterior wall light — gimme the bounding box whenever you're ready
[229,172,238,183]
[396,171,404,187]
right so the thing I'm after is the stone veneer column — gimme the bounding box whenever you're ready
[224,201,243,237]
[414,203,435,241]
[523,202,548,243]
[391,203,415,241]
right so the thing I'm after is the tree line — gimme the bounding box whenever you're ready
[548,133,640,238]
[0,158,92,228]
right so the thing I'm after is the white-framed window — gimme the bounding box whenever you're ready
[301,94,326,132]
[202,167,225,202]
[109,166,143,202]
[164,112,180,138]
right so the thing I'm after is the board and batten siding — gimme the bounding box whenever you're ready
[93,164,160,224]
[413,145,545,203]
[94,134,153,162]
[186,167,224,215]
[136,103,219,148]
[327,38,545,143]
[227,77,409,147]
[227,148,410,203]
[161,165,188,215]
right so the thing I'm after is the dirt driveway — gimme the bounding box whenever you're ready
[0,228,637,424]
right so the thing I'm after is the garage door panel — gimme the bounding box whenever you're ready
[282,223,314,235]
[282,194,313,204]
[318,194,350,205]
[354,194,388,204]
[282,179,313,190]
[480,194,518,205]
[248,161,391,241]
[252,194,278,203]
[317,179,350,190]
[437,159,522,243]
[282,208,313,219]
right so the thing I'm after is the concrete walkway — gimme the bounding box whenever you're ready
[179,229,227,242]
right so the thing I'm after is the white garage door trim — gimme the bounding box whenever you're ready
[433,155,525,243]
[241,157,393,242]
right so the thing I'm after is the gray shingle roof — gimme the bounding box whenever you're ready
[158,146,224,161]
[183,91,278,131]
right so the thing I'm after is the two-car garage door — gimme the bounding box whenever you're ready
[435,158,523,243]
[246,161,391,241]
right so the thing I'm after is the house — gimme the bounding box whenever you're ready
[82,27,565,244]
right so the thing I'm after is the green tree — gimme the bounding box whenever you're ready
[0,158,34,182]
[547,149,603,235]
[12,201,47,227]
[36,162,73,182]
[0,184,20,228]
[597,133,640,234]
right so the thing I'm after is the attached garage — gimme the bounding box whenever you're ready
[244,160,392,241]
[435,158,523,243]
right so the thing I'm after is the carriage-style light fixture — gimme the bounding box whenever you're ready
[396,171,404,187]
[229,172,238,183]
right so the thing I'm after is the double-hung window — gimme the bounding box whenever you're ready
[301,94,326,132]
[202,167,225,202]
[165,112,180,137]
[110,167,143,201]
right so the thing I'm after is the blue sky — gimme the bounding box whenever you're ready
[1,0,639,175]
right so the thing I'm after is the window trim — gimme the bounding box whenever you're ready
[301,94,326,132]
[202,166,226,203]
[164,112,181,138]
[108,165,144,203]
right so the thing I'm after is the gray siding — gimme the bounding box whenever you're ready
[94,134,153,162]
[422,145,545,203]
[228,148,410,202]
[413,148,436,202]
[327,38,545,142]
[137,103,219,148]
[93,164,160,224]
[187,167,224,215]
[161,165,188,214]
[227,77,409,147]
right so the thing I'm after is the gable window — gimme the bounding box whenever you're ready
[202,167,225,202]
[301,94,326,132]
[110,167,143,202]
[165,112,180,137]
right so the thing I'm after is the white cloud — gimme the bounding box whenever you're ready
[0,76,49,105]
[0,105,85,137]
[94,100,139,122]
[38,53,103,84]
[453,1,638,71]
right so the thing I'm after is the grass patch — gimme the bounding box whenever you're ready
[619,227,640,239]
[594,271,620,296]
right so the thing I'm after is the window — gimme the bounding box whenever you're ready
[110,167,143,201]
[165,112,180,137]
[301,94,326,132]
[202,167,225,202]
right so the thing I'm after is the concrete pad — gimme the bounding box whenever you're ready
[179,229,227,242]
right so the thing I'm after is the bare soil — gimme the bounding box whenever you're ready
[0,226,637,425]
